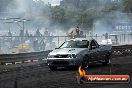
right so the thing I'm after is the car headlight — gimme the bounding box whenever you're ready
[67,54,72,58]
[66,54,76,58]
[71,54,76,58]
[47,54,54,58]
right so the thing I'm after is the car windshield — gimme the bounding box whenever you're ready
[59,40,89,48]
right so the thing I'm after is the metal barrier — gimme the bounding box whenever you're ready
[0,50,52,65]
[112,45,132,56]
[0,45,132,66]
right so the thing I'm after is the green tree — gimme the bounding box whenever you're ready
[51,6,66,24]
[76,8,100,30]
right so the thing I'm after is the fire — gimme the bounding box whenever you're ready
[78,65,86,76]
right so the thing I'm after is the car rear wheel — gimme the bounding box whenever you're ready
[49,66,57,71]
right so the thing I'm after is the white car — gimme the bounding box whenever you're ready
[47,38,112,70]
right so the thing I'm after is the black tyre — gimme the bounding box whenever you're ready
[82,55,89,69]
[102,55,111,65]
[49,66,57,71]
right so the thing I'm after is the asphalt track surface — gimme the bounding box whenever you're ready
[0,56,132,88]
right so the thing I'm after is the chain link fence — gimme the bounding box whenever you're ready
[0,33,132,54]
[0,36,69,54]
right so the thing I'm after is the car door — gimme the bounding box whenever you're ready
[89,40,99,62]
[94,40,103,61]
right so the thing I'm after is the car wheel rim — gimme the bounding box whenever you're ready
[84,61,88,68]
[108,58,111,64]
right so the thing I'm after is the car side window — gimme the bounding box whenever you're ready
[90,40,97,50]
[94,40,99,48]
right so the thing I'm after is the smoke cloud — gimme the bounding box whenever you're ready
[0,0,131,36]
[0,0,53,34]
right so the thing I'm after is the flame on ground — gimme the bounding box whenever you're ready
[78,65,86,76]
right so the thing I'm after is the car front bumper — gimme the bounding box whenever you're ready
[47,58,82,67]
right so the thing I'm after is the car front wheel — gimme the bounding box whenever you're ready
[82,55,89,69]
[102,55,111,65]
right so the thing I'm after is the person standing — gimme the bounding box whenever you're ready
[75,26,80,38]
